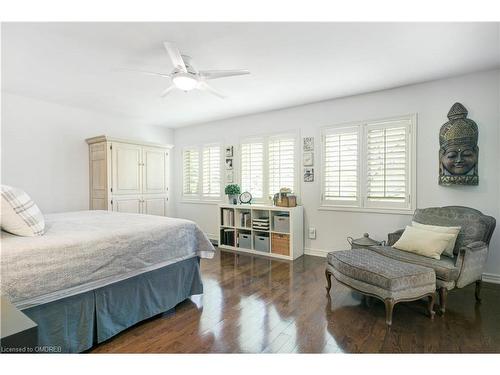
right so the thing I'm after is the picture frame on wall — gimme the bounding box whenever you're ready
[303,151,314,166]
[225,146,233,157]
[304,167,314,182]
[225,158,233,170]
[226,170,234,183]
[303,137,314,152]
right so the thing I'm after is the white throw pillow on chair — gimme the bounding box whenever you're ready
[394,225,457,260]
[412,221,461,258]
[1,185,45,236]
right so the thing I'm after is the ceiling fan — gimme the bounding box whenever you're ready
[123,42,250,98]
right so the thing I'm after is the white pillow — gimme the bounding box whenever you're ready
[412,221,461,258]
[393,225,457,260]
[1,185,45,236]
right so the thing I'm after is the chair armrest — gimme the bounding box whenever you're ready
[387,229,405,246]
[455,241,489,288]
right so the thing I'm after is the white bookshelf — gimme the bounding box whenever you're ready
[218,203,304,260]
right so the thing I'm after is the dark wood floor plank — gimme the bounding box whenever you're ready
[91,249,500,353]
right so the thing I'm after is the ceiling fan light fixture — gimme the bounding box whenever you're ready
[172,74,198,91]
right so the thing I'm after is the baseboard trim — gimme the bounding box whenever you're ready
[482,273,500,284]
[304,247,500,284]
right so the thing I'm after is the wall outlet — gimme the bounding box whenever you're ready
[308,227,316,239]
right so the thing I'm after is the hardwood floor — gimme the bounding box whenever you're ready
[91,249,500,353]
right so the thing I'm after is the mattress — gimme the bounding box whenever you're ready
[0,210,215,309]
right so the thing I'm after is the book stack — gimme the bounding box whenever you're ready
[222,229,235,246]
[252,218,270,231]
[221,209,234,226]
[240,212,251,228]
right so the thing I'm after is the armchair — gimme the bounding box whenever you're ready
[374,206,496,314]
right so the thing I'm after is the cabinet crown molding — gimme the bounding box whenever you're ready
[85,135,174,149]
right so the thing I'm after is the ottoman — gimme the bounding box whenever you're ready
[325,248,436,326]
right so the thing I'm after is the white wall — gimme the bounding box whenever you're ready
[1,93,174,213]
[172,69,500,277]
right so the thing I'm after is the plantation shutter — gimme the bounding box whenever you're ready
[182,149,199,196]
[268,136,295,196]
[241,141,264,199]
[323,127,359,203]
[366,121,409,207]
[202,145,221,198]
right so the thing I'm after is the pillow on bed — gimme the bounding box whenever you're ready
[412,221,461,258]
[393,225,457,260]
[1,185,45,236]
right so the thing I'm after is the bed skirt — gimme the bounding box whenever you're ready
[21,257,203,353]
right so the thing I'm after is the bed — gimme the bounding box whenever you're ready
[0,210,215,352]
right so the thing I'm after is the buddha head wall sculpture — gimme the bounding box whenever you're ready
[439,102,479,185]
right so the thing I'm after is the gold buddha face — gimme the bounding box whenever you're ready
[441,145,478,175]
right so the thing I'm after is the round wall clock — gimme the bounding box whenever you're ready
[239,191,252,204]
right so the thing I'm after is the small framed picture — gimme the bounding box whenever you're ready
[225,158,233,170]
[303,137,314,152]
[226,170,234,183]
[225,146,233,157]
[303,151,314,166]
[304,167,314,182]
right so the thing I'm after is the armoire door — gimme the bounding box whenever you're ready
[112,197,142,214]
[142,147,168,194]
[143,196,167,216]
[112,143,142,195]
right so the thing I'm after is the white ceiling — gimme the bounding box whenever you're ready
[2,22,499,128]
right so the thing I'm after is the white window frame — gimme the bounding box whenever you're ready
[181,143,223,203]
[239,131,300,204]
[320,114,417,214]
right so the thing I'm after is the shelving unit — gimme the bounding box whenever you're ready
[218,203,304,260]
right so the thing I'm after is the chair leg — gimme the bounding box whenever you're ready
[384,298,395,326]
[438,287,447,315]
[325,269,332,293]
[428,293,436,320]
[475,280,482,303]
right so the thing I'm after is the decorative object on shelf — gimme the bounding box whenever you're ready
[273,188,297,207]
[303,137,314,151]
[304,167,314,182]
[225,158,233,170]
[347,233,385,250]
[439,102,479,186]
[239,191,252,204]
[225,170,234,183]
[224,184,241,204]
[225,146,234,157]
[303,151,314,166]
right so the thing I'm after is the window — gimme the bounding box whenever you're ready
[268,136,295,195]
[202,145,221,198]
[182,148,199,196]
[323,126,359,206]
[321,115,415,212]
[241,140,264,199]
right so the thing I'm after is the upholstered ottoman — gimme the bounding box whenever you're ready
[325,248,436,326]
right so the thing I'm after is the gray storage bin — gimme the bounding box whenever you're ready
[238,232,252,249]
[254,234,270,252]
[273,214,290,233]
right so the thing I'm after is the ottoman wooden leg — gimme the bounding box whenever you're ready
[325,269,332,293]
[428,293,436,320]
[475,280,482,303]
[384,298,395,326]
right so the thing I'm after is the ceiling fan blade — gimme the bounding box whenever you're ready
[199,69,250,80]
[160,85,176,97]
[198,81,226,99]
[163,42,187,73]
[115,68,171,78]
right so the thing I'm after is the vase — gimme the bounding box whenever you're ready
[228,194,238,204]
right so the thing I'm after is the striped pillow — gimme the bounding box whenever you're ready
[1,185,45,236]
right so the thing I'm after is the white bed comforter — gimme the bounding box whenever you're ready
[0,210,215,309]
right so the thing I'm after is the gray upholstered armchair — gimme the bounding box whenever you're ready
[370,206,496,314]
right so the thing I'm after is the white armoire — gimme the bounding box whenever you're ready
[85,135,172,216]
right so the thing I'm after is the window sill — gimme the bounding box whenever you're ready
[318,205,414,215]
[180,199,222,205]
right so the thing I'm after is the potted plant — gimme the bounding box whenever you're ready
[225,184,241,204]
